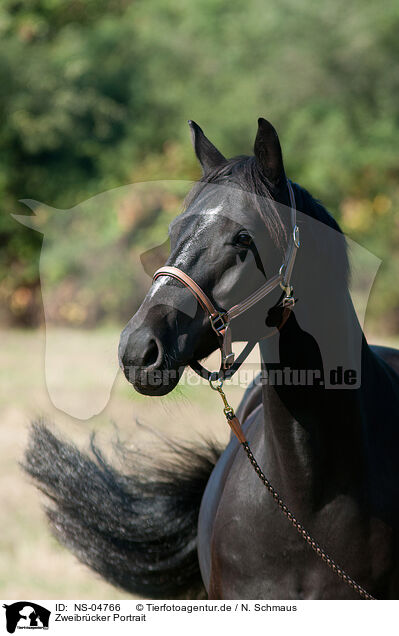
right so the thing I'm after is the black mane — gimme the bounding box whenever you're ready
[185,155,349,280]
[185,155,288,250]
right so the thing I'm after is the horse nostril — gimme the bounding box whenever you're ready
[121,354,134,371]
[142,339,160,368]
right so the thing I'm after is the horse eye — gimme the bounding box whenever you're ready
[235,231,253,248]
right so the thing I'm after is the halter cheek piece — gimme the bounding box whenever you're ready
[153,180,300,382]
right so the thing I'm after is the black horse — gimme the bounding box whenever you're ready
[25,119,399,599]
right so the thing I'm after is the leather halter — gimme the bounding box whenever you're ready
[153,180,300,381]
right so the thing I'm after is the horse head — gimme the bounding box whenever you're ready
[119,118,297,395]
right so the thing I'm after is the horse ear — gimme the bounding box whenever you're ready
[188,120,226,175]
[254,118,285,187]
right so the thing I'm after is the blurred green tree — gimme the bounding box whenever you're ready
[1,0,398,331]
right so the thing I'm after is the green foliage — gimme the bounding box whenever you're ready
[1,0,398,330]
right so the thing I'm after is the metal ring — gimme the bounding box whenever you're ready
[282,295,295,308]
[209,376,223,390]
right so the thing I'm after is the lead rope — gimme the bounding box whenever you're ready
[210,378,375,600]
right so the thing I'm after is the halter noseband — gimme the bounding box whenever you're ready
[152,180,300,381]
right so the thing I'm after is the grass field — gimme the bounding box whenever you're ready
[0,328,246,600]
[0,327,397,600]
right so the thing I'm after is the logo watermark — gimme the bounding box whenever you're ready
[12,180,381,417]
[3,603,51,634]
[124,364,357,388]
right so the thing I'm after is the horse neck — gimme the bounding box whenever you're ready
[258,260,367,508]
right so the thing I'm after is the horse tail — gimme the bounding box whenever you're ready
[23,421,221,599]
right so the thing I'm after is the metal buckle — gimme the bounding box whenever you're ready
[280,281,293,296]
[223,352,235,369]
[293,225,300,248]
[210,312,227,334]
[279,264,293,296]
